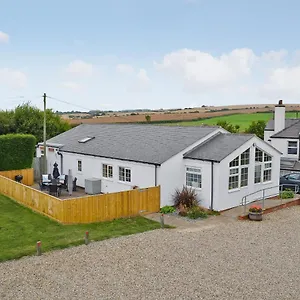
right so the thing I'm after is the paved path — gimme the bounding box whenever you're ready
[1,207,300,299]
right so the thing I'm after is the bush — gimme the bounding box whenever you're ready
[173,186,199,209]
[280,189,295,199]
[187,206,208,219]
[0,134,36,171]
[160,206,176,214]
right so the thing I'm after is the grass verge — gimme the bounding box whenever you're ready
[0,194,162,262]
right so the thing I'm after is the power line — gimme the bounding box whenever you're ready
[47,95,136,122]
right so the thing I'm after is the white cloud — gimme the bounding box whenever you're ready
[0,68,27,89]
[0,31,9,43]
[116,64,134,74]
[261,65,300,99]
[61,81,83,91]
[155,48,256,92]
[137,69,150,84]
[66,60,93,76]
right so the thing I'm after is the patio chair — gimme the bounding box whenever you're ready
[49,184,61,197]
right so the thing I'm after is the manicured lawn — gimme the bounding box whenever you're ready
[171,112,298,131]
[0,194,162,262]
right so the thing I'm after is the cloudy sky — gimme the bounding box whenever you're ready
[1,0,300,111]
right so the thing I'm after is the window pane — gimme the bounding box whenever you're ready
[102,164,107,177]
[228,175,239,190]
[254,165,262,183]
[263,169,272,182]
[255,149,263,162]
[119,167,125,181]
[186,167,202,188]
[230,168,239,175]
[125,169,131,182]
[108,166,113,178]
[263,153,272,162]
[241,149,250,165]
[265,162,272,169]
[78,161,82,171]
[229,156,239,167]
[288,141,297,147]
[241,167,248,187]
[288,147,297,155]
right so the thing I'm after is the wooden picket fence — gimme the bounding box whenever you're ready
[0,168,34,186]
[0,175,160,224]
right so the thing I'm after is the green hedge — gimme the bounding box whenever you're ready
[0,134,36,171]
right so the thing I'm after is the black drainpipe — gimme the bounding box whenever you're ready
[210,161,214,210]
[58,152,63,174]
[154,165,158,186]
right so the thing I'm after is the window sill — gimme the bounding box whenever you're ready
[118,181,132,186]
[186,186,202,190]
[228,188,240,193]
[263,180,272,184]
[102,177,114,182]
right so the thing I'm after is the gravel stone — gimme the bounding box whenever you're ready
[1,207,300,299]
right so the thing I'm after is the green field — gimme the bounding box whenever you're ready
[173,112,299,130]
[0,194,162,262]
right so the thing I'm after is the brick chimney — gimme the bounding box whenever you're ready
[274,99,285,133]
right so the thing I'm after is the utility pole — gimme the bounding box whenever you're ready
[43,93,47,174]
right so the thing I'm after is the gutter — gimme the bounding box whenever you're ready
[210,161,214,211]
[60,150,161,167]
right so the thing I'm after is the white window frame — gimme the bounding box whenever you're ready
[119,166,131,183]
[102,164,113,179]
[254,148,272,184]
[228,148,250,191]
[77,160,82,172]
[287,140,298,155]
[185,167,202,189]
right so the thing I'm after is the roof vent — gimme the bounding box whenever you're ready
[78,136,95,143]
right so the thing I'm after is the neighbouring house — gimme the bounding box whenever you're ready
[264,100,300,175]
[36,124,281,211]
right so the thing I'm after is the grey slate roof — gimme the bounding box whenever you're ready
[280,158,300,171]
[265,119,299,131]
[183,133,254,162]
[45,124,219,165]
[271,119,300,138]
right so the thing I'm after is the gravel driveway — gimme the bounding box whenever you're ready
[1,207,300,300]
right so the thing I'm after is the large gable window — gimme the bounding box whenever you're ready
[255,148,272,183]
[288,141,298,155]
[186,167,202,189]
[229,148,250,190]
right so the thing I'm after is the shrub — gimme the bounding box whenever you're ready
[280,189,295,199]
[207,210,220,216]
[187,206,208,219]
[160,206,176,214]
[173,186,199,209]
[0,134,36,171]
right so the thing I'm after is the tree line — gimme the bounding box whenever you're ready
[216,120,266,139]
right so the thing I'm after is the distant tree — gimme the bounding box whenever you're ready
[244,120,266,139]
[216,121,240,133]
[145,115,151,122]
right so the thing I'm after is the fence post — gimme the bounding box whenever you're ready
[160,214,164,229]
[36,241,42,256]
[280,185,283,205]
[85,231,89,245]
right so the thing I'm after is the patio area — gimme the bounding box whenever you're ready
[32,183,93,199]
